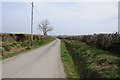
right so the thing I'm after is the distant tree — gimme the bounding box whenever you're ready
[38,19,53,35]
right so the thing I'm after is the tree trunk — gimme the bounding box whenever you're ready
[44,32,47,35]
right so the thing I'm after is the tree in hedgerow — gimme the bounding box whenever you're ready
[38,19,53,35]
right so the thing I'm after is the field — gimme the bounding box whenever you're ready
[59,33,120,78]
[0,33,55,60]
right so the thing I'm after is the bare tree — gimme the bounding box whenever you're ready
[38,19,53,35]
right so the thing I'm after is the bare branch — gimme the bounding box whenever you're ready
[38,19,53,35]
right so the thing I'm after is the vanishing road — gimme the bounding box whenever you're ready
[2,39,66,78]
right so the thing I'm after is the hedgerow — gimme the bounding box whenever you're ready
[58,33,120,55]
[1,33,55,57]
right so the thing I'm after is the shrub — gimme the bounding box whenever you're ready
[2,44,11,51]
[0,47,5,53]
[37,40,42,45]
[9,42,18,47]
[33,40,39,46]
[21,42,30,47]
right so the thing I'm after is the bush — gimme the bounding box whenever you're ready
[37,40,42,45]
[0,47,5,53]
[32,40,43,46]
[2,44,11,51]
[9,42,18,47]
[33,40,39,46]
[21,42,30,47]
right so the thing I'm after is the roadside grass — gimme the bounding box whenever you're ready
[64,40,120,78]
[60,40,79,79]
[1,39,55,60]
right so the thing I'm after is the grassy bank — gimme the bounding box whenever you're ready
[58,33,120,56]
[1,38,55,60]
[60,40,79,79]
[63,40,120,78]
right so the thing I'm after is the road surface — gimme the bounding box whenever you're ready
[2,39,66,78]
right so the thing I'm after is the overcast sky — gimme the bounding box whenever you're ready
[2,2,118,35]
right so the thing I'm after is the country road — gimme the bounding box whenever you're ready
[2,39,66,78]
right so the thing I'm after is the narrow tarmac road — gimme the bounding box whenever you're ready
[2,39,66,78]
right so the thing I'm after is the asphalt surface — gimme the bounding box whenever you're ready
[2,39,66,78]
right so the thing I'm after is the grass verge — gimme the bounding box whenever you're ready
[64,40,120,78]
[1,39,55,60]
[60,40,79,79]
